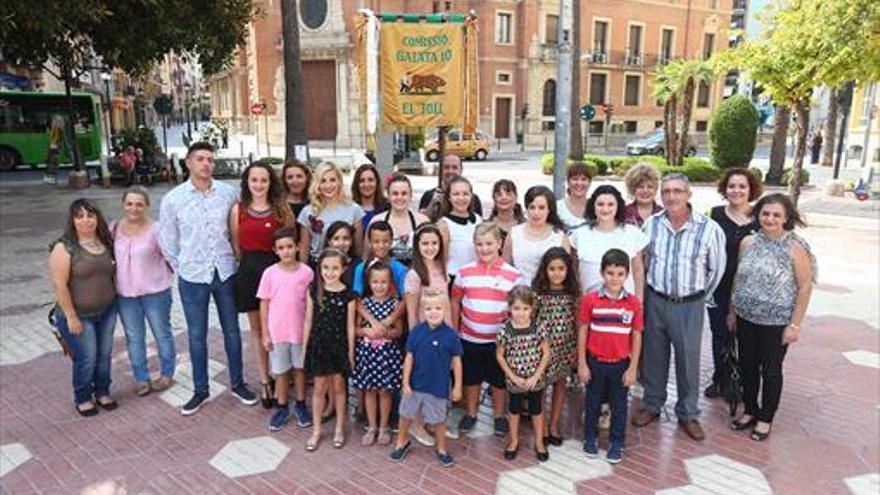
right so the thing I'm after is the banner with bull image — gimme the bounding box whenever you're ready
[380,22,464,128]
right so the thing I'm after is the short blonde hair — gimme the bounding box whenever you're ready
[623,163,661,198]
[473,221,502,242]
[309,162,350,214]
[420,288,447,308]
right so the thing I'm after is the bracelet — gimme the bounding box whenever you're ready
[788,323,800,330]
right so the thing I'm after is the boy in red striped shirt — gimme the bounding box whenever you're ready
[577,248,643,465]
[451,222,525,436]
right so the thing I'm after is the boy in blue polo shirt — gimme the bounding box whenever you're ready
[390,289,463,467]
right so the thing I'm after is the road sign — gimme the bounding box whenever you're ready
[153,94,174,116]
[580,104,595,121]
[251,102,266,115]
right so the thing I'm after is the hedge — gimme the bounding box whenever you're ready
[540,154,599,177]
[709,95,759,167]
[781,167,810,186]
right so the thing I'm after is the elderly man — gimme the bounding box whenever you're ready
[631,173,725,441]
[418,154,483,217]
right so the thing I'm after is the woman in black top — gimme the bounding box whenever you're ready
[282,159,312,258]
[705,168,763,398]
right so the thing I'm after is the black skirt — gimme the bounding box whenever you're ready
[234,250,278,312]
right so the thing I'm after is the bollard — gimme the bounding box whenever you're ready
[100,155,111,188]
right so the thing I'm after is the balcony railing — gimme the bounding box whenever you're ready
[538,44,559,61]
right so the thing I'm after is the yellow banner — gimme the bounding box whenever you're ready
[381,23,464,128]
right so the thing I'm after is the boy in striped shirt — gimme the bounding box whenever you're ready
[577,248,643,464]
[451,222,525,436]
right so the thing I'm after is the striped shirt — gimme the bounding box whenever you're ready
[451,258,526,344]
[578,287,643,362]
[642,207,726,299]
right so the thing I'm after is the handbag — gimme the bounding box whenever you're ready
[47,305,75,359]
[717,337,743,416]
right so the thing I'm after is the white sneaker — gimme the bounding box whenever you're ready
[411,424,436,447]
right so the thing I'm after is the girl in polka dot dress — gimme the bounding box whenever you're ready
[351,262,403,446]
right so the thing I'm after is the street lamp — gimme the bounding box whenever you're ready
[100,71,113,154]
[184,81,192,144]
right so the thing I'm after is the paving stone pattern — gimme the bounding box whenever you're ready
[0,182,878,494]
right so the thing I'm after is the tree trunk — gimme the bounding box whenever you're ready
[767,105,790,185]
[788,100,809,204]
[568,0,583,160]
[820,87,839,167]
[677,77,695,165]
[63,69,83,172]
[667,94,679,166]
[663,100,673,165]
[282,0,309,161]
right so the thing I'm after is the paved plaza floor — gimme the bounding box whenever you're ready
[0,176,877,495]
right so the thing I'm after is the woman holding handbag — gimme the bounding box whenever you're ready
[49,199,119,416]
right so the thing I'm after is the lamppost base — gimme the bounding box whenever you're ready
[67,170,91,190]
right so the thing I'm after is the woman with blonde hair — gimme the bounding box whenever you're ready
[298,162,365,266]
[622,163,662,226]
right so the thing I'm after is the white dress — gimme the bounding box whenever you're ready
[557,199,587,233]
[510,224,564,285]
[569,223,648,294]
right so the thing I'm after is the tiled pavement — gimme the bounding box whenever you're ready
[1,180,878,495]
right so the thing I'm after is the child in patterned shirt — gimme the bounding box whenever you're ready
[496,285,551,462]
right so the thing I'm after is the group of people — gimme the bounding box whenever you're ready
[117,145,174,186]
[49,142,815,468]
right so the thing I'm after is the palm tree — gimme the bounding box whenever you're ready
[281,0,309,161]
[652,63,682,166]
[675,60,715,164]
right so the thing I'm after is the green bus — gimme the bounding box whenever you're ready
[0,91,103,171]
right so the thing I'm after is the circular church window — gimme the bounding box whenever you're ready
[300,0,328,30]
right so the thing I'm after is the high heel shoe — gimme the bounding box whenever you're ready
[260,379,276,410]
[730,416,757,431]
[750,423,772,442]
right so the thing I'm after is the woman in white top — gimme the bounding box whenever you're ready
[569,184,647,298]
[297,162,364,266]
[368,173,428,265]
[437,176,480,280]
[556,162,593,232]
[503,185,571,285]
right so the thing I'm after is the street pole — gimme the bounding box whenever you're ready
[162,115,168,157]
[859,82,876,170]
[264,103,270,157]
[552,0,573,199]
[185,92,193,144]
[833,80,855,179]
[103,79,112,155]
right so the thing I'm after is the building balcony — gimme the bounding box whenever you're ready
[538,43,558,62]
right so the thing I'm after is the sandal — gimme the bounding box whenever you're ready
[260,379,276,410]
[305,433,321,452]
[361,427,377,446]
[136,382,152,397]
[730,416,757,431]
[751,423,772,442]
[75,402,99,417]
[376,428,392,446]
[333,428,345,449]
[96,396,118,411]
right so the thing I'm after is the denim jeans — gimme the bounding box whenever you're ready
[118,289,176,383]
[584,357,630,447]
[55,302,118,404]
[178,271,243,395]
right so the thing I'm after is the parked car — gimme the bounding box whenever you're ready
[423,129,491,161]
[626,129,696,157]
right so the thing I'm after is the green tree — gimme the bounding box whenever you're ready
[0,0,255,173]
[652,59,715,166]
[717,0,879,203]
[709,95,759,167]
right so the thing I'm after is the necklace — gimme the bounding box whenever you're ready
[79,239,101,249]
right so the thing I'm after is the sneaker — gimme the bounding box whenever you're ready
[269,406,291,431]
[493,416,510,437]
[150,376,173,392]
[583,439,599,459]
[293,402,313,427]
[180,392,209,416]
[459,414,477,433]
[436,450,455,467]
[606,444,623,464]
[231,384,259,406]
[411,423,437,447]
[389,441,411,462]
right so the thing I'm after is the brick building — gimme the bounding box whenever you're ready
[209,0,733,148]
